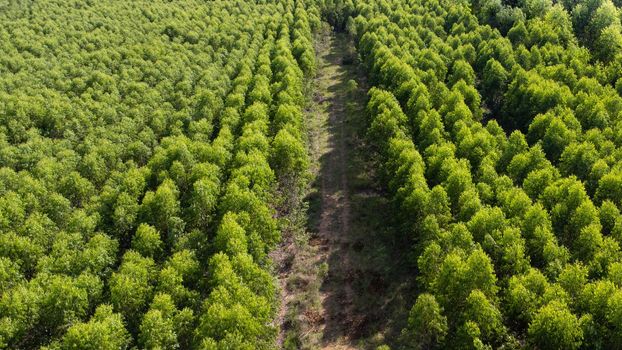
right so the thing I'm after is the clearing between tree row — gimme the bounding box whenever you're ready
[273,28,416,350]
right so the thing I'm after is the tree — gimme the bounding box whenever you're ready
[528,301,583,350]
[574,92,610,129]
[506,268,552,326]
[433,249,498,313]
[463,289,505,342]
[498,131,528,172]
[426,186,452,227]
[156,250,200,305]
[580,280,617,324]
[502,70,572,131]
[528,108,579,162]
[60,305,130,350]
[195,253,273,349]
[483,226,530,277]
[608,262,622,287]
[508,20,529,45]
[596,171,622,207]
[140,179,183,245]
[132,224,163,259]
[497,6,527,34]
[559,142,598,181]
[600,200,619,235]
[543,4,575,45]
[607,290,622,347]
[449,60,476,87]
[402,293,448,349]
[443,161,474,212]
[215,212,248,256]
[418,242,444,288]
[558,263,588,301]
[0,257,21,292]
[590,1,620,43]
[521,0,553,19]
[188,174,220,231]
[37,273,98,333]
[523,165,557,196]
[467,206,506,243]
[595,24,622,62]
[138,294,183,350]
[271,128,308,181]
[109,251,156,325]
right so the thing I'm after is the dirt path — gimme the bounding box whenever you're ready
[313,30,357,349]
[273,29,415,350]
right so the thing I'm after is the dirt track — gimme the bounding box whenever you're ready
[273,29,412,350]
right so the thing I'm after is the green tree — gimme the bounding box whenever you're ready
[271,128,308,180]
[139,294,183,350]
[140,179,183,243]
[109,251,156,324]
[528,301,583,350]
[61,305,130,350]
[595,24,622,62]
[449,60,476,87]
[132,224,163,259]
[402,293,448,349]
[596,171,622,207]
[521,0,552,18]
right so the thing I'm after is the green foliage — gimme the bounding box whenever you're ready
[8,0,622,348]
[0,1,316,346]
[528,301,583,349]
[109,251,156,324]
[60,305,130,350]
[402,294,448,349]
[520,0,553,19]
[132,224,163,259]
[350,0,622,348]
[138,293,193,350]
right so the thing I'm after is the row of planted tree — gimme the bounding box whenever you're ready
[0,0,318,349]
[318,0,622,348]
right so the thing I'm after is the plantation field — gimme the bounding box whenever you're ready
[0,0,316,348]
[4,0,622,349]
